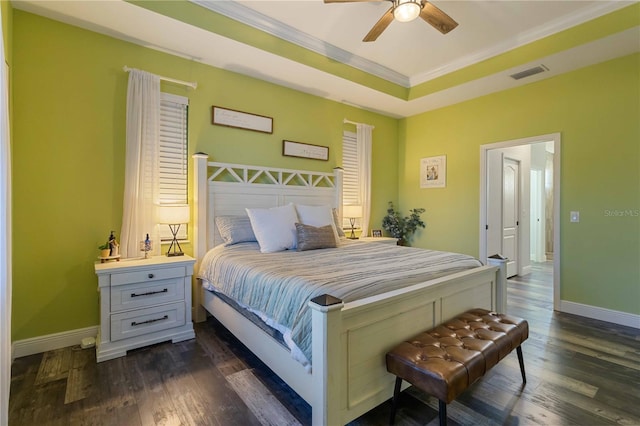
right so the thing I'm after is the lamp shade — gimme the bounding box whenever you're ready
[156,204,190,224]
[394,0,421,22]
[343,205,363,219]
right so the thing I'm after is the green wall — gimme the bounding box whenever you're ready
[400,53,640,315]
[11,11,398,341]
[1,1,10,59]
[10,6,639,341]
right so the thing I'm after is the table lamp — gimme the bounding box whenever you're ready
[343,205,362,240]
[156,204,190,256]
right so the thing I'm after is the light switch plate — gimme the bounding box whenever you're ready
[570,211,580,223]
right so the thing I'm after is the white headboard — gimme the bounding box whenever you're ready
[193,153,343,262]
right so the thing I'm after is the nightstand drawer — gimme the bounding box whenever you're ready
[110,278,185,312]
[111,302,185,342]
[110,266,185,286]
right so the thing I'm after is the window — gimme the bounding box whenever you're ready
[159,92,188,240]
[342,131,360,228]
[342,131,359,205]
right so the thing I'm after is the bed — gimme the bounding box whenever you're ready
[192,154,507,425]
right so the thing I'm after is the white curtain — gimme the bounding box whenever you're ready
[356,123,373,236]
[120,69,161,258]
[0,5,12,422]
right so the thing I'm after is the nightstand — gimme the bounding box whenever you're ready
[358,236,398,245]
[94,255,196,362]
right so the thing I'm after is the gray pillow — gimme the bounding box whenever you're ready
[215,216,257,246]
[296,223,338,251]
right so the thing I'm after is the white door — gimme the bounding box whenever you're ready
[503,158,520,277]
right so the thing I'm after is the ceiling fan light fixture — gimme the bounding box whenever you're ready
[393,0,421,22]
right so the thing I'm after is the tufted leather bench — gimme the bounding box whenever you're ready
[386,308,528,426]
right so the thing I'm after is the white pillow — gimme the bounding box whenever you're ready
[295,204,340,244]
[246,204,299,253]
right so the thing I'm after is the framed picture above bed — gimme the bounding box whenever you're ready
[212,106,273,134]
[282,140,329,161]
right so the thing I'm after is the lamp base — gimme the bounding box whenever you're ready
[165,224,185,257]
[348,218,358,240]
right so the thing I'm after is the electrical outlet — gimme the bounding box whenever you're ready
[570,211,580,223]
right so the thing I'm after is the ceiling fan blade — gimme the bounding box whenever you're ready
[363,7,394,42]
[324,0,385,3]
[420,1,458,34]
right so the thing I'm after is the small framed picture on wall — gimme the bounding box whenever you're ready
[420,155,446,188]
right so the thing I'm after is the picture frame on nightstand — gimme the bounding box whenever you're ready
[371,229,383,237]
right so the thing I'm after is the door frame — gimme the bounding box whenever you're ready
[480,133,561,310]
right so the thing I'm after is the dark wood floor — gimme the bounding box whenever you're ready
[9,262,640,425]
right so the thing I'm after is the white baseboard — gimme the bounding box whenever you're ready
[12,326,98,360]
[560,301,640,329]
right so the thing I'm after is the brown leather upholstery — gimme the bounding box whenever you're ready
[386,308,528,404]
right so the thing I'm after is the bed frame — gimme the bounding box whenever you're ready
[192,154,507,425]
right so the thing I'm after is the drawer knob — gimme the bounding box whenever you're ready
[148,273,154,279]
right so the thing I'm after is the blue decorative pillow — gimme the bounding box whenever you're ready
[215,216,256,246]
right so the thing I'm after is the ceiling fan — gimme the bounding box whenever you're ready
[324,0,458,42]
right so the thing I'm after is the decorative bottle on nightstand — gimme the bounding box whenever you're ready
[141,233,152,259]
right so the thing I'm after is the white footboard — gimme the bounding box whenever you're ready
[309,265,502,425]
[202,264,503,425]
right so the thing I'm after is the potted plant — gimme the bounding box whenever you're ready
[98,242,110,258]
[381,202,426,246]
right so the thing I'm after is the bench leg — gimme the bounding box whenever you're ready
[516,345,527,384]
[389,377,402,425]
[438,399,447,426]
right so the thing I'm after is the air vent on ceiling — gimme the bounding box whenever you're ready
[510,64,549,80]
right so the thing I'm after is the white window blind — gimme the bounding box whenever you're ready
[159,92,188,240]
[342,131,360,228]
[343,131,359,205]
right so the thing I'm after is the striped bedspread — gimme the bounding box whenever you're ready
[198,240,482,368]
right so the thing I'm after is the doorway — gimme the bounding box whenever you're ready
[480,133,561,310]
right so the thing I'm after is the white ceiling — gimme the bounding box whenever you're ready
[12,0,640,117]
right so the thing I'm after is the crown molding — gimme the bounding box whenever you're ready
[191,0,633,88]
[191,0,411,87]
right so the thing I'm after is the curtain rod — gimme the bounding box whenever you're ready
[343,118,375,129]
[123,66,197,90]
